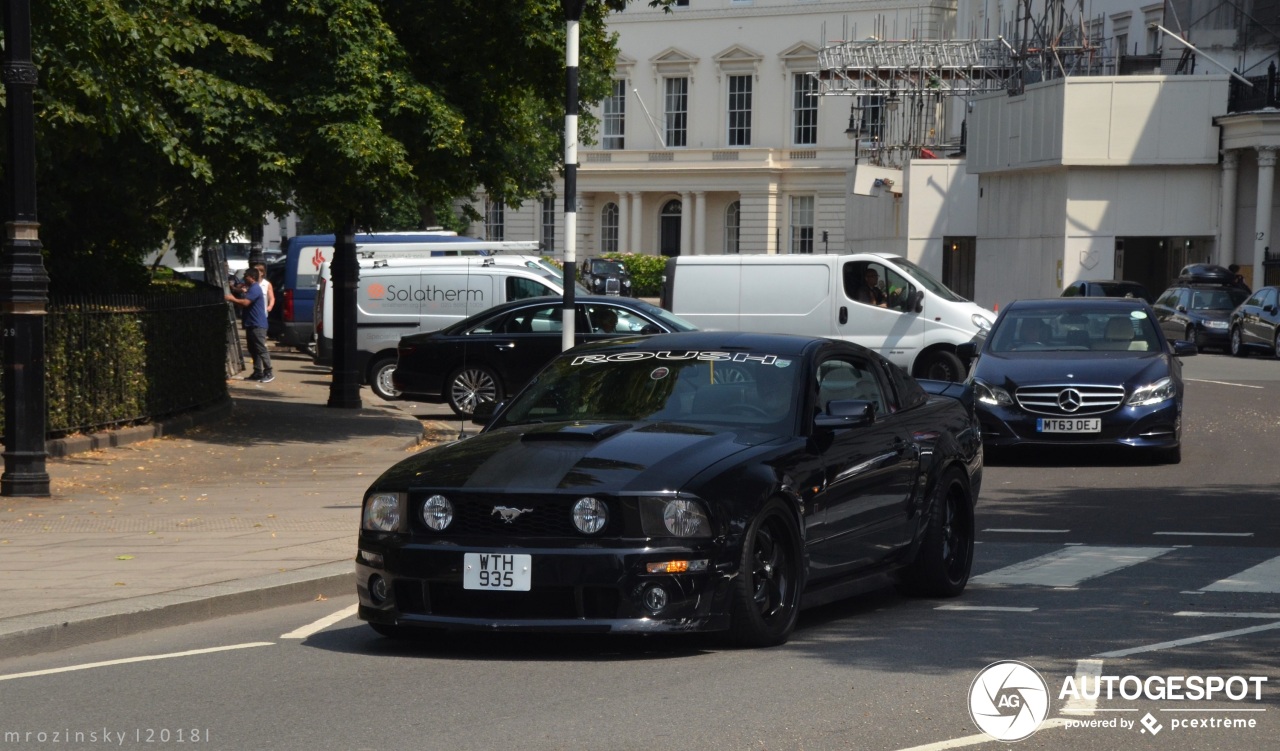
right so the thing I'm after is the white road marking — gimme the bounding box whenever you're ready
[0,642,274,682]
[1175,611,1280,619]
[1201,556,1280,593]
[1060,659,1104,716]
[982,528,1070,534]
[972,546,1172,588]
[890,719,1070,751]
[1154,531,1254,537]
[1185,378,1263,389]
[1094,621,1280,658]
[934,605,1039,612]
[281,603,360,639]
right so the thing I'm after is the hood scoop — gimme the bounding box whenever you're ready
[521,422,633,443]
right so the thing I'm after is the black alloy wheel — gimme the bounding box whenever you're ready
[1274,327,1280,358]
[899,468,973,597]
[727,500,802,647]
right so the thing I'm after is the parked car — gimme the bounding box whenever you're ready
[1061,279,1152,304]
[964,297,1196,463]
[392,295,697,416]
[1229,285,1280,357]
[1152,283,1248,352]
[358,331,982,646]
[579,256,632,296]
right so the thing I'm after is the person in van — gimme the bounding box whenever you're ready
[856,268,888,308]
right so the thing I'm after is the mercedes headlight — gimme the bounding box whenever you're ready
[974,379,1014,407]
[1128,377,1176,407]
[640,496,711,538]
[362,492,406,532]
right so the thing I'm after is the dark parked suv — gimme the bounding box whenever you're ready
[1152,264,1249,352]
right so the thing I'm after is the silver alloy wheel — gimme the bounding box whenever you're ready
[448,366,498,416]
[370,358,400,400]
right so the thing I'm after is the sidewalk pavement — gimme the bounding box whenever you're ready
[0,346,460,658]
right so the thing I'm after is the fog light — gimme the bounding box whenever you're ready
[358,550,384,567]
[646,559,709,574]
[642,584,669,614]
[369,574,389,604]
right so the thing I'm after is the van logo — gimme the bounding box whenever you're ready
[367,283,386,298]
[311,248,325,271]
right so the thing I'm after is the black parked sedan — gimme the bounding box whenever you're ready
[358,332,982,646]
[967,298,1196,463]
[1229,286,1280,357]
[393,296,697,416]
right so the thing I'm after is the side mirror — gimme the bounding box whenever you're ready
[639,324,662,335]
[813,400,876,430]
[912,288,924,312]
[956,341,980,364]
[1171,340,1198,357]
[471,401,500,425]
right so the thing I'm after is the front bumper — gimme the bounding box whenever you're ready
[976,398,1180,450]
[356,537,733,634]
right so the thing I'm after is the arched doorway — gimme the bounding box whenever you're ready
[660,199,682,257]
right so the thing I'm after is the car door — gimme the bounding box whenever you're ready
[807,354,920,579]
[1154,288,1189,341]
[1243,288,1276,348]
[492,302,577,392]
[836,260,924,367]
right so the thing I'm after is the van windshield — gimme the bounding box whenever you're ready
[886,257,968,303]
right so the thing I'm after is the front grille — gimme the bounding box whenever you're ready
[410,492,623,538]
[605,278,620,294]
[1015,384,1126,416]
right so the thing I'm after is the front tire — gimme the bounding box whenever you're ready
[914,350,966,382]
[900,468,973,597]
[447,365,500,417]
[1230,327,1247,357]
[369,357,400,400]
[726,500,803,648]
[1273,327,1280,358]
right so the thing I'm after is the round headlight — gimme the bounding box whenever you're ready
[663,499,709,537]
[362,493,402,532]
[572,497,608,534]
[422,494,454,531]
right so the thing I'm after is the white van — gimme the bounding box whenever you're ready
[315,258,574,398]
[661,253,993,381]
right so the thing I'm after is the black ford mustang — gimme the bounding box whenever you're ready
[358,332,982,647]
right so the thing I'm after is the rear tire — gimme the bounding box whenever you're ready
[726,500,803,648]
[1273,328,1280,359]
[447,365,500,417]
[899,468,973,597]
[913,350,966,382]
[368,357,400,400]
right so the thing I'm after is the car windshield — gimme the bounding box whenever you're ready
[591,260,625,275]
[988,309,1163,353]
[1189,288,1246,311]
[885,257,968,302]
[492,352,802,431]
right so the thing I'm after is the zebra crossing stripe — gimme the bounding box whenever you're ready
[972,546,1173,588]
[1201,556,1280,594]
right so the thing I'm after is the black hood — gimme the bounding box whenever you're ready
[973,350,1173,388]
[371,421,780,493]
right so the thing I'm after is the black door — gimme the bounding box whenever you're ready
[660,199,681,257]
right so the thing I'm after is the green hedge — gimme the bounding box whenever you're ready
[601,253,668,298]
[0,290,229,437]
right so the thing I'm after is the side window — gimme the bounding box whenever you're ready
[1263,289,1279,308]
[503,304,562,334]
[816,358,887,417]
[886,362,926,411]
[1062,283,1081,298]
[506,275,554,301]
[1155,289,1178,308]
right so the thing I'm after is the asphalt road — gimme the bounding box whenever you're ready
[1,352,1277,751]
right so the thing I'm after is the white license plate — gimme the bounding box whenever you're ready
[1037,417,1101,433]
[463,552,532,591]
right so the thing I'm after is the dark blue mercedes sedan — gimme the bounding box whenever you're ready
[357,331,982,647]
[967,298,1197,463]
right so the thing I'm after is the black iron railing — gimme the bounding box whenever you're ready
[1228,63,1280,113]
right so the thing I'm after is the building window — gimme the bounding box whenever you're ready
[725,201,741,254]
[793,73,818,145]
[541,195,555,253]
[727,75,752,146]
[856,94,886,142]
[485,198,504,241]
[789,196,814,254]
[664,77,688,148]
[601,202,619,253]
[604,79,626,150]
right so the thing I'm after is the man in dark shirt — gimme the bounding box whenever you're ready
[856,268,888,307]
[225,267,274,382]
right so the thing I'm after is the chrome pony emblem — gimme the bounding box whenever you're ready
[492,506,534,523]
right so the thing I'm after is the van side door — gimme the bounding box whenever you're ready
[836,260,923,369]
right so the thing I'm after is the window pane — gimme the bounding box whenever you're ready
[541,195,555,253]
[604,79,626,150]
[665,77,688,147]
[790,196,814,254]
[485,199,504,241]
[725,201,741,254]
[601,202,619,254]
[728,75,752,147]
[792,74,817,145]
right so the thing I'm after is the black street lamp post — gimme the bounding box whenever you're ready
[1,0,51,497]
[327,221,361,409]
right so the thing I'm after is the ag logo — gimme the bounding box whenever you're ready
[969,660,1049,742]
[367,283,386,299]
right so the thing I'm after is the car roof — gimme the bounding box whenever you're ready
[1005,297,1152,314]
[563,330,838,358]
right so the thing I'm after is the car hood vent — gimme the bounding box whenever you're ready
[520,422,634,443]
